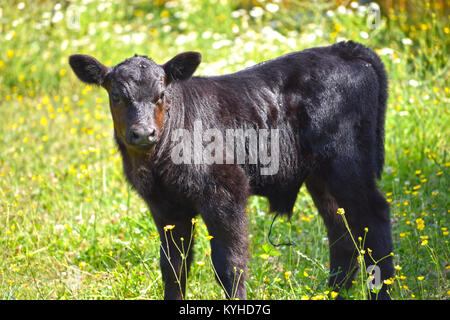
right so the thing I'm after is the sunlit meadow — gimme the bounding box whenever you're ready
[0,0,448,300]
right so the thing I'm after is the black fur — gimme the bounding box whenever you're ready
[69,41,393,300]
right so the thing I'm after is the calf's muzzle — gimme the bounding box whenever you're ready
[126,126,157,148]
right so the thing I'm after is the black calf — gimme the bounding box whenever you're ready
[69,41,393,299]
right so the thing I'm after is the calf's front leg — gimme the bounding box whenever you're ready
[201,207,249,300]
[154,216,195,300]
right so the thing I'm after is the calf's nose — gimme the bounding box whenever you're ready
[127,126,157,147]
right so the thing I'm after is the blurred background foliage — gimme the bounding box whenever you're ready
[0,0,448,94]
[0,0,448,299]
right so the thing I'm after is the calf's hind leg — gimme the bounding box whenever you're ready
[327,165,393,300]
[306,175,359,295]
[306,167,394,300]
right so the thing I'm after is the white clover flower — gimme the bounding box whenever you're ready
[402,38,413,45]
[202,31,212,39]
[370,2,380,11]
[378,48,394,55]
[231,9,246,18]
[337,6,346,14]
[212,39,233,50]
[306,33,316,42]
[132,32,146,44]
[243,41,255,53]
[53,224,65,233]
[250,6,264,18]
[315,29,324,37]
[52,11,64,24]
[266,3,279,13]
[409,79,420,87]
[179,21,187,30]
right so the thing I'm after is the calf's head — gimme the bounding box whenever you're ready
[69,52,201,152]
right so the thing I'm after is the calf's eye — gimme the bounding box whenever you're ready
[110,93,121,104]
[156,92,165,104]
[154,92,165,105]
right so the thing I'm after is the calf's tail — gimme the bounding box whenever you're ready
[333,41,388,179]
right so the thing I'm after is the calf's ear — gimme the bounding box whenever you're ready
[69,54,109,86]
[163,51,201,84]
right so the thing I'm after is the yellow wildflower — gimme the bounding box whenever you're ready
[40,117,48,126]
[160,10,170,18]
[163,225,175,232]
[284,271,291,280]
[416,218,425,231]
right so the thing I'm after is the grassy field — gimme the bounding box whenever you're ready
[0,0,448,300]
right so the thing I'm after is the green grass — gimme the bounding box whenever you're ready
[0,0,448,300]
